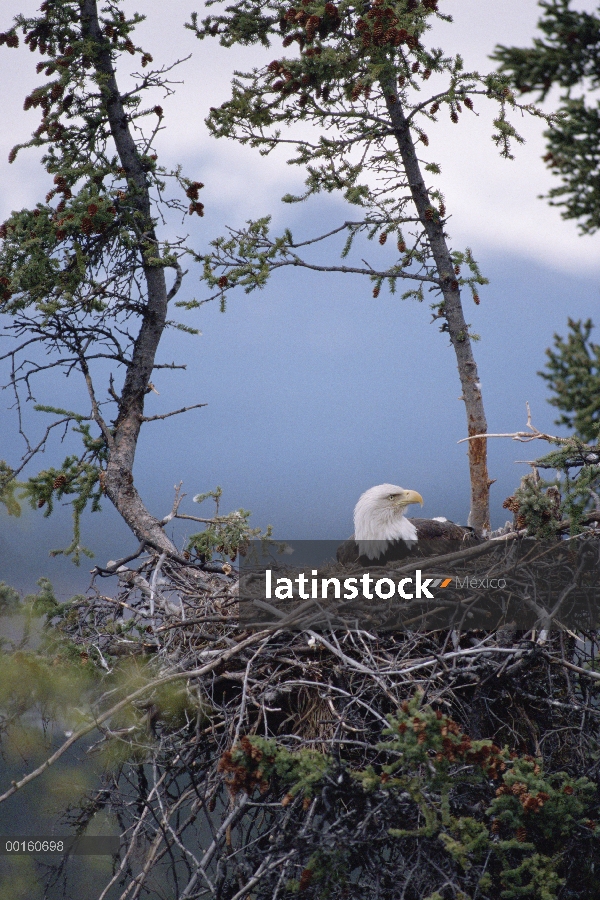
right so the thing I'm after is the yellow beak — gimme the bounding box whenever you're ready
[400,490,424,508]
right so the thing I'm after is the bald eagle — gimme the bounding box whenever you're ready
[337,483,480,565]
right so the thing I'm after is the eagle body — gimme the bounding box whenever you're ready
[338,483,479,565]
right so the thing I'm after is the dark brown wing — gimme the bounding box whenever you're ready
[410,518,481,557]
[336,519,480,566]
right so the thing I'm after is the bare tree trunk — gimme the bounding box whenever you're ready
[384,84,490,534]
[80,0,177,554]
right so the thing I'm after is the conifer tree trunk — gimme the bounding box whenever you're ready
[81,0,177,554]
[384,84,490,533]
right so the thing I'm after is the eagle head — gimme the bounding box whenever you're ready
[353,483,424,558]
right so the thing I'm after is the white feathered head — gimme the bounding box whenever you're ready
[353,483,424,558]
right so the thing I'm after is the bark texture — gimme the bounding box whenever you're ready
[384,83,490,534]
[80,0,177,554]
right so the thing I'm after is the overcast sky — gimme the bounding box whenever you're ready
[1,1,599,595]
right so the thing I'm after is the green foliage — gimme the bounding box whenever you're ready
[0,861,39,900]
[563,458,600,529]
[504,454,600,537]
[0,1,206,558]
[493,0,600,233]
[539,318,600,442]
[490,756,595,842]
[25,576,62,618]
[150,681,208,731]
[219,733,330,798]
[183,216,286,310]
[505,472,563,538]
[0,579,100,752]
[188,0,549,304]
[0,460,21,517]
[451,247,488,306]
[1,421,105,557]
[21,459,102,564]
[0,3,186,318]
[185,486,273,560]
[0,581,21,617]
[0,576,211,776]
[507,317,600,537]
[223,692,600,899]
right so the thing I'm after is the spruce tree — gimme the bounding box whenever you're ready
[0,1,206,559]
[493,0,600,234]
[188,0,552,534]
[539,318,600,442]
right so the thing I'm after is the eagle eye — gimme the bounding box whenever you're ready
[388,493,399,500]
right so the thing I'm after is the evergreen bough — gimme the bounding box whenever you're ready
[493,0,600,234]
[539,318,600,444]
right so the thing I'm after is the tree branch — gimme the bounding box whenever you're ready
[140,402,207,423]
